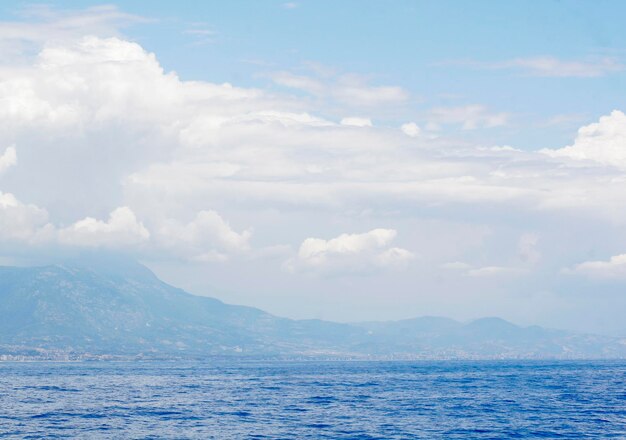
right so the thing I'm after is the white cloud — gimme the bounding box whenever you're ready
[541,110,626,169]
[300,229,396,257]
[3,18,626,275]
[0,35,185,133]
[340,117,372,127]
[238,110,334,127]
[428,105,508,130]
[0,5,147,61]
[376,247,415,267]
[0,190,249,260]
[0,32,533,228]
[183,27,217,45]
[285,228,413,274]
[333,81,408,107]
[7,33,626,228]
[0,191,52,243]
[500,56,623,78]
[271,71,324,94]
[270,70,408,107]
[184,29,216,37]
[154,210,252,262]
[566,254,626,279]
[0,145,17,174]
[401,122,421,137]
[0,5,625,333]
[0,193,151,249]
[449,56,623,78]
[58,207,149,248]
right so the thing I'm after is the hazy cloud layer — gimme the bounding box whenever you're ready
[1,34,626,262]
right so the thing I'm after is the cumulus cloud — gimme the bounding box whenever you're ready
[401,122,421,137]
[284,228,413,274]
[58,207,149,248]
[566,254,626,279]
[0,145,17,174]
[541,110,626,168]
[0,194,151,249]
[154,210,252,262]
[5,28,616,230]
[0,191,52,243]
[0,189,249,261]
[3,12,626,276]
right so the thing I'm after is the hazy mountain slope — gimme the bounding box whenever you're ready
[355,316,625,358]
[0,262,365,356]
[0,262,624,359]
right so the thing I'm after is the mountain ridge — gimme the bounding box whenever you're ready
[0,262,624,360]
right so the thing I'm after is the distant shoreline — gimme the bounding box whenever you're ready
[2,356,626,363]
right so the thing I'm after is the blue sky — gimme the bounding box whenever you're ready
[133,1,619,145]
[1,1,626,335]
[4,0,624,147]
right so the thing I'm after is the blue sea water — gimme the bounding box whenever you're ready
[0,360,624,439]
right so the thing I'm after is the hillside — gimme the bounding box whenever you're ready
[0,261,624,359]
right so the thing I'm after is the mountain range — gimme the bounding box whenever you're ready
[0,259,624,360]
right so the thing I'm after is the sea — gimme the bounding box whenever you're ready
[0,360,624,439]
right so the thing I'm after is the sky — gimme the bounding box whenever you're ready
[1,1,626,335]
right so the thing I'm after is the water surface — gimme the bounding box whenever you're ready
[0,360,624,438]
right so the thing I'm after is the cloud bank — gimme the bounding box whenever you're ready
[0,10,626,292]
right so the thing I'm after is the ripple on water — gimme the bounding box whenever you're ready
[0,360,624,439]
